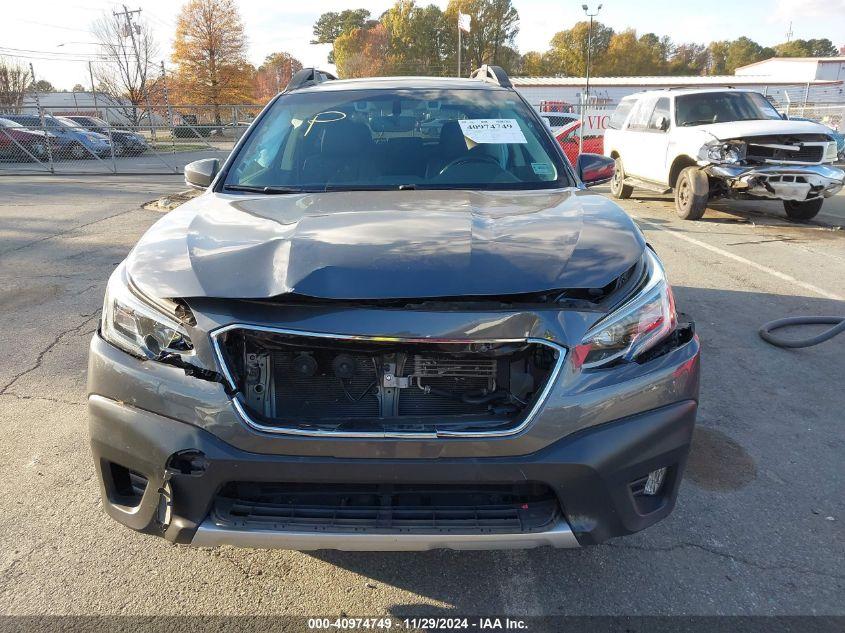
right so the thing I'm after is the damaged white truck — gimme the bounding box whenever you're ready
[604,88,844,221]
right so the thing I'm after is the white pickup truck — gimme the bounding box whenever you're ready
[603,88,844,221]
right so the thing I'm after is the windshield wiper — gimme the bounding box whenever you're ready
[680,119,717,127]
[222,184,306,194]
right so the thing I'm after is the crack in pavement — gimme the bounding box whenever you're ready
[0,206,143,259]
[0,392,85,407]
[605,541,845,581]
[0,312,100,395]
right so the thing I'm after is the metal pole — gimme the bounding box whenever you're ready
[579,4,601,156]
[88,61,100,118]
[579,16,592,155]
[160,61,177,158]
[457,24,462,77]
[30,63,54,173]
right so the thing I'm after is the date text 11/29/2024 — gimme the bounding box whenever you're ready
[307,617,528,630]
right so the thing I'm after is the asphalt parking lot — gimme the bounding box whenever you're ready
[0,175,843,617]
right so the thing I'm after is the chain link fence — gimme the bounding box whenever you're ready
[0,103,263,174]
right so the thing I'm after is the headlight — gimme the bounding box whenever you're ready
[698,140,746,164]
[573,249,676,369]
[824,141,838,161]
[101,263,193,359]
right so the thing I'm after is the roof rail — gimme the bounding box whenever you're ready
[662,85,736,90]
[284,68,338,92]
[470,65,513,89]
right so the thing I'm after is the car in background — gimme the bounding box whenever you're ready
[173,113,219,138]
[0,117,58,162]
[2,113,112,160]
[539,112,604,165]
[604,88,844,222]
[785,115,845,160]
[62,116,148,156]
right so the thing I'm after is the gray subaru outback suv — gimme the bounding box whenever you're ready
[88,66,699,550]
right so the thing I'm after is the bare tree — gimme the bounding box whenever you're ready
[0,57,31,112]
[91,12,158,125]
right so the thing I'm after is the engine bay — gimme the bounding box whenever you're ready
[215,328,561,435]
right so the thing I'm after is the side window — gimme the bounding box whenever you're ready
[648,98,671,131]
[627,96,657,131]
[608,99,635,130]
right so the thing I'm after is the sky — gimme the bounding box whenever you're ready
[1,0,844,90]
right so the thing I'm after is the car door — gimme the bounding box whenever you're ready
[617,95,659,180]
[639,97,672,184]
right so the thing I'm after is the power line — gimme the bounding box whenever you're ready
[9,18,94,33]
[0,45,111,59]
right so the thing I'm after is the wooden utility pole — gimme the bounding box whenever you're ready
[114,5,155,138]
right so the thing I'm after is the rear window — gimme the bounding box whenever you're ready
[223,88,575,192]
[608,99,635,130]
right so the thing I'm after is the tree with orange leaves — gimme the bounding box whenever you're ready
[171,0,254,123]
[334,24,391,79]
[254,52,303,102]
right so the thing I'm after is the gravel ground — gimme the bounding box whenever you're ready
[0,176,842,618]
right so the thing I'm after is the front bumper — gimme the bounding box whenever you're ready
[89,389,697,550]
[706,163,844,201]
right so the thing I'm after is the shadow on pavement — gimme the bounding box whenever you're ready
[304,285,844,615]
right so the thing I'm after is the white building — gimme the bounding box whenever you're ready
[511,74,844,109]
[735,56,845,82]
[19,91,137,124]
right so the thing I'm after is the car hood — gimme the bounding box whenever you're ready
[690,118,834,140]
[127,188,645,301]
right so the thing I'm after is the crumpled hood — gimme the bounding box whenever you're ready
[127,189,645,300]
[693,118,834,141]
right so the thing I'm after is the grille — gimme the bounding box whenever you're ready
[747,144,824,164]
[216,328,560,435]
[213,482,560,534]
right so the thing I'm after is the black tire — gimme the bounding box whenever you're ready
[783,198,822,223]
[674,166,709,220]
[610,157,633,199]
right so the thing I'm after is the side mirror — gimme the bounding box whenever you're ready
[659,115,670,131]
[184,158,219,190]
[576,153,615,187]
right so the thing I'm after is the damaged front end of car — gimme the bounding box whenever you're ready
[697,136,844,202]
[88,245,699,548]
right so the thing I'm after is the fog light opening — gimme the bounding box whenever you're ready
[644,466,668,496]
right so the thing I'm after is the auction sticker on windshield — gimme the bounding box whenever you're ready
[459,119,527,144]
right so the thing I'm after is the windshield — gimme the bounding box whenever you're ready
[57,116,84,129]
[0,118,23,128]
[79,117,108,127]
[676,91,782,127]
[223,88,573,192]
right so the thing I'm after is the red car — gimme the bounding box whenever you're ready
[0,117,57,162]
[539,112,605,166]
